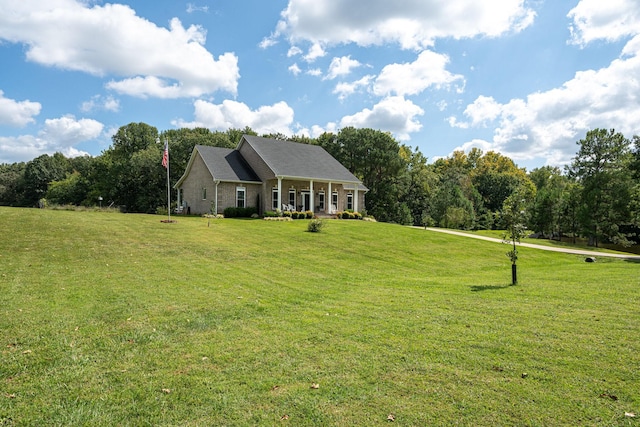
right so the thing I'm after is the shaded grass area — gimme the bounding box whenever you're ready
[1,208,639,426]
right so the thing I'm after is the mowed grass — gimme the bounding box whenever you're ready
[0,208,638,426]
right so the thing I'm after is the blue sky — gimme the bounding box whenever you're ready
[1,0,639,170]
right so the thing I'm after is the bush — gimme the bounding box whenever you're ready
[305,210,314,219]
[263,210,279,218]
[223,206,258,218]
[307,218,325,232]
[282,211,292,218]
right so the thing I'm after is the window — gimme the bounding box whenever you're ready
[272,188,279,210]
[332,191,338,212]
[202,187,207,200]
[236,187,246,208]
[346,193,353,210]
[289,189,296,208]
[318,191,325,211]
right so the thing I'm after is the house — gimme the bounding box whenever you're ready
[174,135,367,216]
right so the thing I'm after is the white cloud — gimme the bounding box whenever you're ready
[303,42,326,62]
[186,3,209,14]
[287,46,303,57]
[81,95,120,113]
[0,1,239,98]
[307,68,322,77]
[288,63,302,76]
[448,51,640,165]
[0,90,41,127]
[373,50,464,96]
[0,115,102,164]
[568,0,640,46]
[174,99,295,135]
[40,116,104,145]
[324,56,361,80]
[269,0,535,51]
[333,75,374,100]
[338,96,424,140]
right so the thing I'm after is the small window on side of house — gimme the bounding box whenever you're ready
[202,187,207,200]
[236,186,246,208]
[346,193,353,210]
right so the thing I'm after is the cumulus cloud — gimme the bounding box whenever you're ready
[0,90,41,127]
[173,99,295,135]
[265,0,535,51]
[333,75,375,100]
[373,50,464,96]
[448,51,640,165]
[568,0,640,46]
[324,56,361,80]
[338,96,424,140]
[0,0,239,98]
[0,115,103,164]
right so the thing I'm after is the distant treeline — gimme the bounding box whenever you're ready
[1,124,639,247]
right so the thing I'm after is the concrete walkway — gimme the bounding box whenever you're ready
[418,227,640,261]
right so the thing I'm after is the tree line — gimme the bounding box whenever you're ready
[1,124,639,247]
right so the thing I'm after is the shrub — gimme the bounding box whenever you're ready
[307,218,325,232]
[156,206,168,216]
[263,210,279,218]
[223,206,258,218]
[282,211,292,218]
[305,210,314,219]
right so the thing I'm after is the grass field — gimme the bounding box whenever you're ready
[1,207,639,426]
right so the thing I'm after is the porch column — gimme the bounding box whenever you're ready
[328,182,332,213]
[277,177,282,211]
[309,180,314,213]
[354,186,359,212]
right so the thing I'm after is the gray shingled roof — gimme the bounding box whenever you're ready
[241,135,362,184]
[196,145,260,183]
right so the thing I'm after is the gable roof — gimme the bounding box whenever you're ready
[197,145,261,182]
[239,135,364,185]
[174,145,260,188]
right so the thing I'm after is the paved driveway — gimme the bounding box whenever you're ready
[419,227,640,261]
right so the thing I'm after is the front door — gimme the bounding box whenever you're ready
[302,191,311,212]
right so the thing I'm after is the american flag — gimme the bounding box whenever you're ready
[162,140,168,169]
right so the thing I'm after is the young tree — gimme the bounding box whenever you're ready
[502,190,529,285]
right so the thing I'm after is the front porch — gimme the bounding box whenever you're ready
[267,177,365,216]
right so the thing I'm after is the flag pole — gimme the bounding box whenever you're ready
[165,138,171,222]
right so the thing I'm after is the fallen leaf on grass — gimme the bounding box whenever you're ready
[310,383,319,389]
[387,413,395,422]
[22,350,31,354]
[5,394,16,399]
[280,414,289,420]
[492,366,504,372]
[161,388,171,394]
[625,412,636,418]
[271,385,280,391]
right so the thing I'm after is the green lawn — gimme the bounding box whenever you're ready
[1,208,638,426]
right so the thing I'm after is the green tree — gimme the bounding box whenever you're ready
[502,190,529,285]
[567,128,633,246]
[0,162,26,206]
[46,171,89,205]
[22,153,68,206]
[528,166,567,239]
